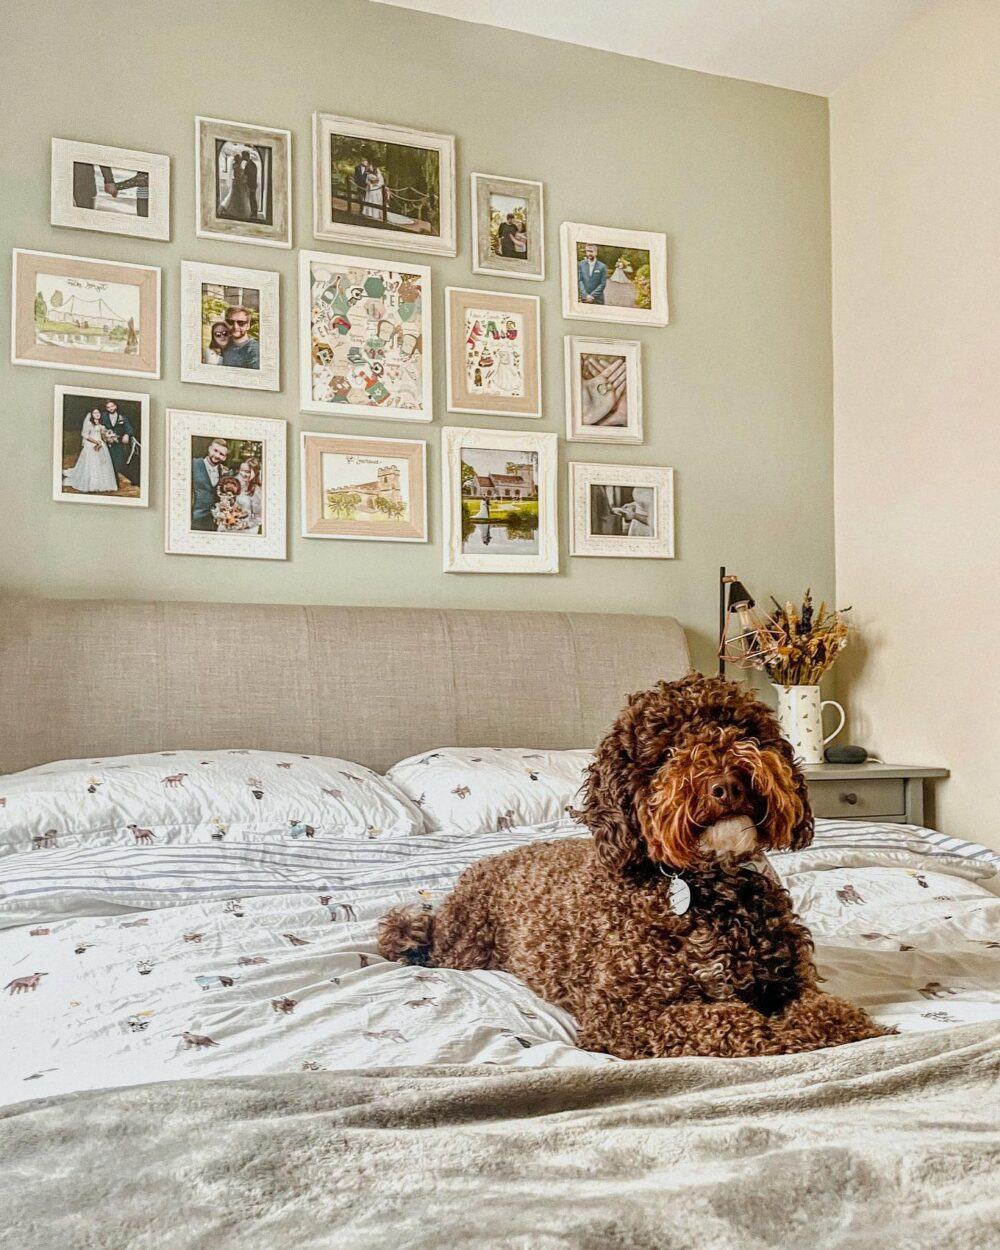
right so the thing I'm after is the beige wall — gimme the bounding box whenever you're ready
[831,0,1000,843]
[0,0,835,674]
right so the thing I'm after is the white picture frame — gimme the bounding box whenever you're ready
[300,431,428,543]
[569,461,674,559]
[180,260,280,392]
[470,172,545,282]
[560,222,669,327]
[165,408,287,560]
[312,112,456,256]
[442,426,558,575]
[445,286,542,419]
[50,138,170,242]
[564,336,643,444]
[195,116,292,249]
[298,249,432,422]
[52,385,150,508]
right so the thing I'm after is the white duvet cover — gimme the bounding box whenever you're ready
[2,817,998,1109]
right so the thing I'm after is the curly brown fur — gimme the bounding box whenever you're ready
[379,675,892,1059]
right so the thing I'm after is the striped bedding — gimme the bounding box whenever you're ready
[1,816,998,1109]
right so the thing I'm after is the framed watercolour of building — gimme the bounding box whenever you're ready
[569,461,674,559]
[50,138,170,242]
[300,432,427,543]
[470,173,544,282]
[11,249,160,378]
[195,116,292,249]
[181,260,280,391]
[312,113,456,256]
[299,249,432,421]
[445,286,541,418]
[52,385,149,508]
[442,426,558,574]
[165,408,287,560]
[559,222,669,327]
[564,336,643,444]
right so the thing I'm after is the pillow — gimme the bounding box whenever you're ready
[386,747,592,836]
[0,749,425,855]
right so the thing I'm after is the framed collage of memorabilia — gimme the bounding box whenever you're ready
[445,286,541,419]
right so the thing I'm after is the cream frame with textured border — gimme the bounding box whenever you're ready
[470,172,545,282]
[50,138,170,241]
[560,221,669,327]
[570,461,674,559]
[180,260,280,392]
[195,116,292,249]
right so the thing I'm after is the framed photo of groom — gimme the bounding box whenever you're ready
[52,386,149,508]
[560,222,669,327]
[180,261,280,392]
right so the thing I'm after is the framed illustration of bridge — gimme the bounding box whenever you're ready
[312,112,456,257]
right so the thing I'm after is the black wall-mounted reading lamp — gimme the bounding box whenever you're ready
[718,566,756,676]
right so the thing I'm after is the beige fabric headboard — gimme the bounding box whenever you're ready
[0,598,691,774]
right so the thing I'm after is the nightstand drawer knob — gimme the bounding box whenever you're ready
[841,791,859,806]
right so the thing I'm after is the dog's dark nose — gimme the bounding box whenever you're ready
[709,777,745,805]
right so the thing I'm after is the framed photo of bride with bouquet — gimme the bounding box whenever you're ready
[52,385,149,507]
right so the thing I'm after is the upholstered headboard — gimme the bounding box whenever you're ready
[0,598,691,774]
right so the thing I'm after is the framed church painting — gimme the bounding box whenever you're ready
[300,431,427,543]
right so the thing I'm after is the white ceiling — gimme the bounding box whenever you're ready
[370,0,933,96]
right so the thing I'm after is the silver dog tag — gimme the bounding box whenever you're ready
[666,875,691,916]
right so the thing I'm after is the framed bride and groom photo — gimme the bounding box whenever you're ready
[560,222,669,327]
[52,385,149,508]
[195,117,292,248]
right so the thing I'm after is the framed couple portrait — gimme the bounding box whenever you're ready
[569,462,674,559]
[165,408,287,561]
[180,261,280,391]
[52,385,149,509]
[300,432,428,544]
[50,138,170,242]
[560,222,669,327]
[195,116,292,249]
[470,173,545,282]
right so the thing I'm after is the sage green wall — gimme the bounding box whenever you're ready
[1,0,834,672]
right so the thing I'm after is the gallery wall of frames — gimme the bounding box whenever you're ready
[15,114,675,574]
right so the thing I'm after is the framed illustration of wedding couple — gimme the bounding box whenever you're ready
[565,336,642,444]
[11,249,161,379]
[165,409,287,560]
[312,112,456,256]
[50,138,170,241]
[195,117,292,249]
[470,173,544,282]
[299,249,432,421]
[52,385,149,508]
[560,222,669,327]
[181,261,280,391]
[445,286,541,418]
[301,432,427,543]
[569,462,674,559]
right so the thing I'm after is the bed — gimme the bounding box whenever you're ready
[1,597,998,1249]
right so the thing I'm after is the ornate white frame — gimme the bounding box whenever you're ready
[559,221,669,326]
[52,385,150,509]
[50,138,170,242]
[195,116,292,249]
[569,461,674,559]
[180,261,280,392]
[442,426,558,575]
[564,335,643,444]
[165,408,287,560]
[470,172,545,282]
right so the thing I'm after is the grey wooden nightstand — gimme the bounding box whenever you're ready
[801,763,949,828]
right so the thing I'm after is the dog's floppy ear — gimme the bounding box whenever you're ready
[575,735,647,876]
[783,743,815,850]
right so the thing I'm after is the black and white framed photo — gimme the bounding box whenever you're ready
[52,385,149,508]
[470,173,545,282]
[181,261,280,391]
[312,112,456,256]
[560,222,669,326]
[165,408,286,560]
[50,138,170,241]
[569,462,674,558]
[564,336,643,444]
[195,116,292,248]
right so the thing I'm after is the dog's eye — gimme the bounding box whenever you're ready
[662,748,674,762]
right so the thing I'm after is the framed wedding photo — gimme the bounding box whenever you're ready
[569,462,674,559]
[560,222,669,326]
[52,385,149,508]
[312,112,456,256]
[445,286,541,418]
[301,432,427,544]
[442,426,558,575]
[299,249,432,422]
[470,173,544,282]
[180,261,280,391]
[195,117,292,249]
[11,249,160,378]
[50,138,170,241]
[564,336,643,444]
[165,408,286,560]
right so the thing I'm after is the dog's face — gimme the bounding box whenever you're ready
[580,675,814,876]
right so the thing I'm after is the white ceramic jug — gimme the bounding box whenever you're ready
[773,684,845,765]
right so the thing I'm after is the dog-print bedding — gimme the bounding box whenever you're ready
[1,816,998,1108]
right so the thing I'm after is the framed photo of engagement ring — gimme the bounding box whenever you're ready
[560,222,669,326]
[569,461,674,559]
[445,286,541,418]
[50,138,170,241]
[300,431,427,543]
[180,260,280,391]
[11,249,161,378]
[52,385,149,508]
[165,408,287,560]
[442,426,558,574]
[195,116,292,249]
[470,173,544,282]
[299,249,432,421]
[312,112,456,256]
[564,336,642,444]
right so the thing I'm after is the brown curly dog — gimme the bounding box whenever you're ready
[378,674,891,1059]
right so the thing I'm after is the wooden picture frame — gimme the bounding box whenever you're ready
[195,116,292,249]
[470,172,545,282]
[445,286,541,418]
[300,431,427,543]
